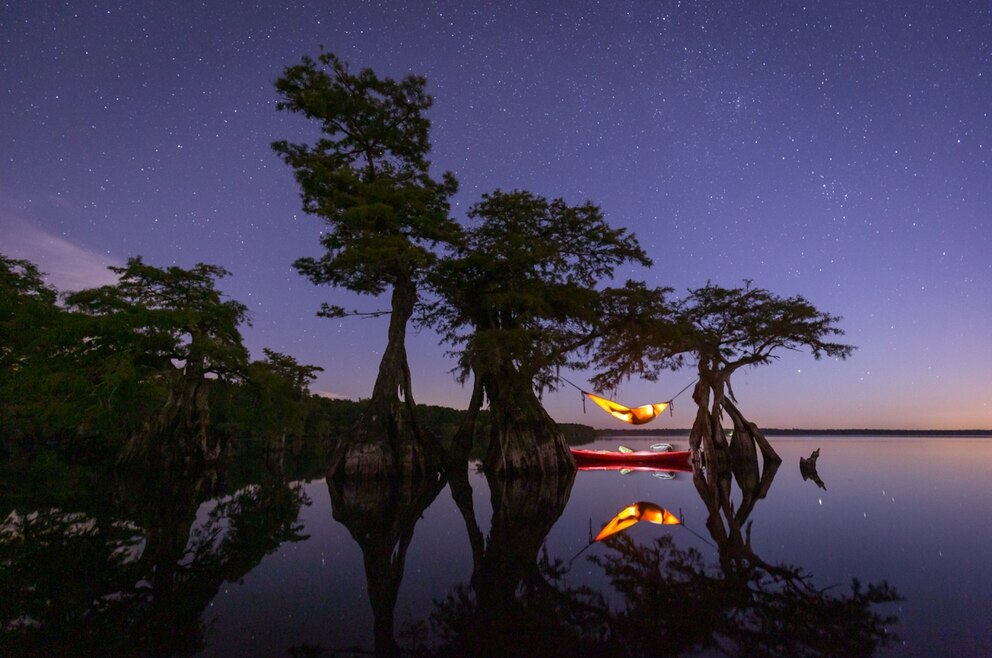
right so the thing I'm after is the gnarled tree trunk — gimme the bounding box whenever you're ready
[724,396,781,466]
[118,356,220,470]
[481,364,575,478]
[688,360,730,470]
[330,275,441,480]
[448,372,484,469]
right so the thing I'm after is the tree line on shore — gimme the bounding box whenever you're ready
[2,51,853,478]
[0,254,594,468]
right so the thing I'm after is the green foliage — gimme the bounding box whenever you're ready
[591,280,682,388]
[272,51,459,297]
[680,280,855,366]
[0,254,264,459]
[427,189,652,389]
[65,257,250,382]
[593,280,855,390]
[214,350,324,443]
[0,256,58,371]
[0,255,95,450]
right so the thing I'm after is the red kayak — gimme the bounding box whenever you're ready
[571,448,692,469]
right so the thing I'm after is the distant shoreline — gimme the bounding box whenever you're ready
[595,428,992,437]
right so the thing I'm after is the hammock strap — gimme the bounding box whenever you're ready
[558,375,589,414]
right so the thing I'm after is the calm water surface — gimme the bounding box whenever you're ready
[4,437,991,656]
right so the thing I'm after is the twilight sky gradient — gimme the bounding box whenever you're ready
[2,1,990,429]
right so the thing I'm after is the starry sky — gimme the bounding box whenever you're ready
[2,1,990,430]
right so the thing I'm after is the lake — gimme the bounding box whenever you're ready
[3,436,991,656]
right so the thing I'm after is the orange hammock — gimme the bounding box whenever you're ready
[584,392,670,425]
[595,501,681,541]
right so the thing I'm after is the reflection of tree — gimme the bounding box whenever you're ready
[588,456,900,657]
[1,467,310,657]
[592,533,899,657]
[428,469,616,657]
[423,454,900,657]
[327,473,445,657]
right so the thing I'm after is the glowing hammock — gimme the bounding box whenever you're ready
[584,392,670,425]
[595,502,681,541]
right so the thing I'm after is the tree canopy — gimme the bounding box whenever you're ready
[66,257,250,382]
[64,257,251,465]
[593,280,854,390]
[427,189,651,475]
[272,51,458,306]
[431,189,651,385]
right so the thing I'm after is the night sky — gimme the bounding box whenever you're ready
[2,1,989,429]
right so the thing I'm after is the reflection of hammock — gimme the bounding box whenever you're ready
[560,376,696,426]
[584,392,669,425]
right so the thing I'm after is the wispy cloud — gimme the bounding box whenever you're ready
[315,390,353,401]
[1,215,119,292]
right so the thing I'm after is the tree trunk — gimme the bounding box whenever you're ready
[727,403,760,506]
[330,274,440,479]
[481,365,575,478]
[448,372,485,468]
[118,365,219,470]
[688,364,729,470]
[723,397,781,466]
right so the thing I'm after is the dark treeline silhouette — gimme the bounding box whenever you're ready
[4,52,856,481]
[0,253,593,477]
[4,52,856,485]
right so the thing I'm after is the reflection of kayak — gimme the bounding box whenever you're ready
[571,449,692,469]
[576,463,691,474]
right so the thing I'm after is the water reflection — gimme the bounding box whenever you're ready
[326,473,445,657]
[1,465,310,656]
[591,455,903,656]
[412,454,900,657]
[429,468,596,656]
[3,445,905,656]
[800,448,827,490]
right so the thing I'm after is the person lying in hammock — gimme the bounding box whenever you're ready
[585,392,669,425]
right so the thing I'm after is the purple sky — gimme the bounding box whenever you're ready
[2,1,989,429]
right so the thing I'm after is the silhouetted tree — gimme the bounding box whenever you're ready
[66,257,249,467]
[273,51,459,479]
[426,190,650,476]
[218,349,324,448]
[0,255,67,451]
[594,281,854,464]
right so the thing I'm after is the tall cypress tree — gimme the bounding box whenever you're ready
[273,52,459,479]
